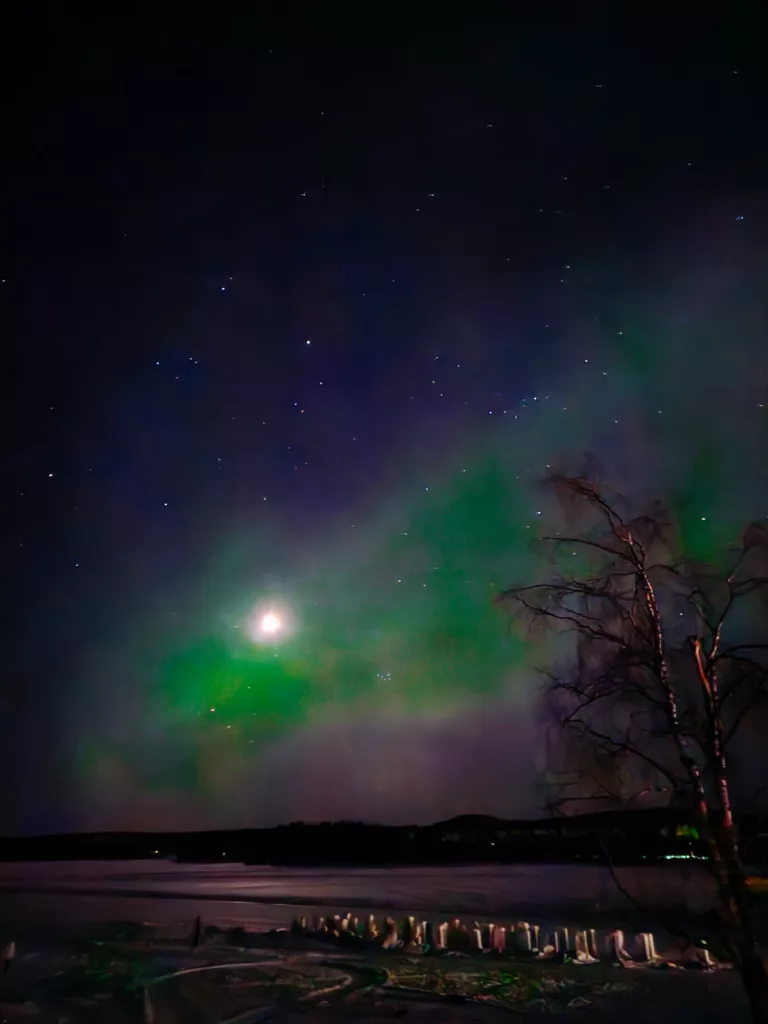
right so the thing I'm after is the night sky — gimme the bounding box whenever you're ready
[8,11,767,835]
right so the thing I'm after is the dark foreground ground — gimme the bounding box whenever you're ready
[0,923,752,1023]
[0,862,761,1020]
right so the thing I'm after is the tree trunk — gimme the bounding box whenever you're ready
[735,940,768,1024]
[699,816,768,1023]
[717,850,768,1024]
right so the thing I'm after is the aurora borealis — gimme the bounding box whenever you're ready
[9,12,767,833]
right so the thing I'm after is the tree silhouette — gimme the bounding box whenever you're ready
[499,474,768,1022]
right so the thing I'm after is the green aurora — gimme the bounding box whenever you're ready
[77,308,767,827]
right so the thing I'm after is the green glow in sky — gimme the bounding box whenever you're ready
[76,309,767,829]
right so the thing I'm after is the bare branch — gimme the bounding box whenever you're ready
[723,689,768,748]
[568,718,684,790]
[498,474,768,1005]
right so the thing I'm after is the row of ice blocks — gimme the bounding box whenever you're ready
[291,914,714,965]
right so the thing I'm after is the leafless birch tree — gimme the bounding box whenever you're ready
[499,474,768,1022]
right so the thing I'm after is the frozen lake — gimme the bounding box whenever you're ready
[0,859,717,936]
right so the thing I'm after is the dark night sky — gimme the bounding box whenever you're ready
[7,10,767,834]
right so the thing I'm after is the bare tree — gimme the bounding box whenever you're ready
[498,474,768,1023]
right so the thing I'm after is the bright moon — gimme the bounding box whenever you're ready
[245,603,292,643]
[260,612,281,635]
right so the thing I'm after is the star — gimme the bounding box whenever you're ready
[10,15,768,838]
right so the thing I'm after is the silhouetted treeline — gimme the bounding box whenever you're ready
[2,808,767,865]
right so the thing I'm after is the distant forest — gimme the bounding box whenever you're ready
[4,808,768,865]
